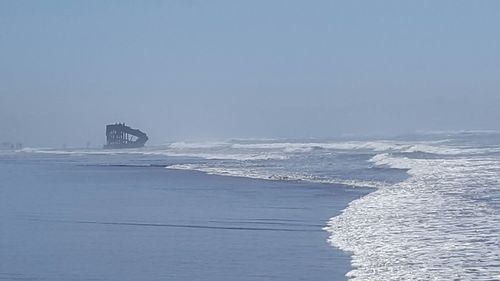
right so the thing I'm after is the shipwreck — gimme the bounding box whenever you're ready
[104,123,148,149]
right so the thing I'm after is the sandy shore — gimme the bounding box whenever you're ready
[0,154,371,281]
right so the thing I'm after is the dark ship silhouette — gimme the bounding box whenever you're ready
[104,123,148,149]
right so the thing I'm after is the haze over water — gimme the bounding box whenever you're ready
[1,1,500,281]
[1,1,500,146]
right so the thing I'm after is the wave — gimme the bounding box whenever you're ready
[231,140,498,156]
[168,141,231,149]
[326,152,500,280]
[369,153,413,170]
[167,164,383,188]
[161,152,288,161]
[230,141,402,151]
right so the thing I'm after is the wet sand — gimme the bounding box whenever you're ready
[0,155,371,281]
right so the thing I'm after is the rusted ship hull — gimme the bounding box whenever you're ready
[104,123,148,149]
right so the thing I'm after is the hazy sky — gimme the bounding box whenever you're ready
[1,1,499,147]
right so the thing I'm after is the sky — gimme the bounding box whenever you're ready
[1,1,499,147]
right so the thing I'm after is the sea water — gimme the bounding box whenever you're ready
[2,131,499,280]
[0,148,366,280]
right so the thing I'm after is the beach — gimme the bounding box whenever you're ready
[0,153,371,281]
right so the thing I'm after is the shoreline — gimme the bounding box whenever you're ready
[0,155,373,281]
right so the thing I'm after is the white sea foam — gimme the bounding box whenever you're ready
[230,140,494,156]
[326,152,500,280]
[168,141,230,149]
[161,152,288,161]
[230,141,402,151]
[167,164,383,188]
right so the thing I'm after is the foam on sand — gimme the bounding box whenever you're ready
[167,164,383,188]
[325,152,500,281]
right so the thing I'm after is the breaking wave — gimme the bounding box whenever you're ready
[167,164,383,188]
[168,141,230,149]
[325,151,500,280]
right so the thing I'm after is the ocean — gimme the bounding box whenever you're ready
[1,131,499,280]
